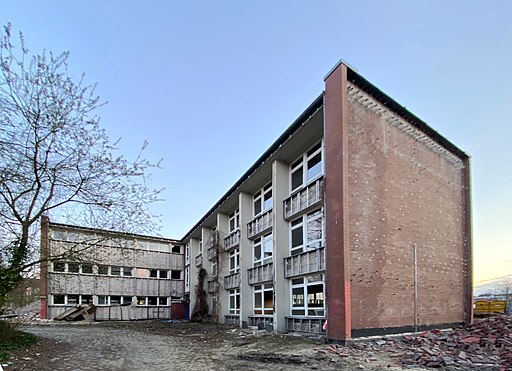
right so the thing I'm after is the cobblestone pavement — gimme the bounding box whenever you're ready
[4,321,402,370]
[8,322,216,371]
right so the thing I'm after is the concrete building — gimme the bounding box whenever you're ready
[182,61,471,342]
[40,217,185,320]
[40,60,471,342]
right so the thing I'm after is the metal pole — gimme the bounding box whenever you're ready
[413,244,418,332]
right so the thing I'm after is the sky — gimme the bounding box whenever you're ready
[1,1,511,286]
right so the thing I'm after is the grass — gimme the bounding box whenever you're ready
[0,321,37,360]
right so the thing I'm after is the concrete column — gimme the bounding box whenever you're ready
[462,157,473,324]
[40,216,49,319]
[324,61,352,342]
[201,227,213,314]
[273,160,291,333]
[239,192,253,327]
[188,237,199,316]
[217,212,229,323]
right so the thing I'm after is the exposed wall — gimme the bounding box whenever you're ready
[346,82,469,331]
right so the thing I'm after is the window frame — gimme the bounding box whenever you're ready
[253,183,273,217]
[229,288,240,315]
[289,209,324,256]
[253,233,273,267]
[229,248,240,274]
[229,209,240,233]
[289,141,323,193]
[290,274,325,317]
[253,284,274,316]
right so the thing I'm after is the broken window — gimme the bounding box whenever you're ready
[171,270,181,280]
[137,297,147,305]
[254,284,273,315]
[291,274,325,317]
[110,266,121,276]
[53,294,65,305]
[68,263,79,273]
[122,296,132,305]
[81,264,93,274]
[229,288,240,315]
[171,245,181,254]
[53,261,66,272]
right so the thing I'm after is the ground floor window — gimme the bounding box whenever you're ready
[291,274,324,316]
[52,294,94,306]
[229,288,240,315]
[98,296,132,306]
[254,284,273,315]
[136,296,169,306]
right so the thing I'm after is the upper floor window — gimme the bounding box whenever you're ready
[253,233,273,266]
[185,243,190,265]
[254,183,272,216]
[290,142,323,192]
[290,209,323,256]
[199,239,203,253]
[229,248,240,274]
[229,209,240,233]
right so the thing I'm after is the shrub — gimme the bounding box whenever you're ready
[0,321,37,360]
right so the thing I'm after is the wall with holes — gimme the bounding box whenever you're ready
[346,83,467,330]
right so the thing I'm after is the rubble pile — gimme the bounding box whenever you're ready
[401,316,512,369]
[317,315,512,369]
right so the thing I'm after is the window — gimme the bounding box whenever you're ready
[110,266,121,276]
[185,266,190,292]
[53,262,65,272]
[121,296,132,305]
[291,274,324,317]
[98,295,108,305]
[68,263,80,273]
[229,248,240,274]
[53,294,65,305]
[111,296,121,305]
[212,262,217,277]
[122,267,133,276]
[171,270,181,280]
[290,142,323,192]
[148,297,158,306]
[253,233,273,266]
[98,265,109,275]
[229,289,240,315]
[67,294,79,305]
[81,264,93,274]
[254,183,272,216]
[185,243,190,265]
[199,239,203,253]
[137,296,167,306]
[171,245,181,254]
[149,269,168,279]
[229,209,240,233]
[81,295,93,305]
[254,284,273,315]
[290,209,323,255]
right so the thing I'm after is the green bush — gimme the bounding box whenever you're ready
[0,321,37,360]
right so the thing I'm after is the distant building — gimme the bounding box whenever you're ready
[40,60,472,342]
[40,217,185,321]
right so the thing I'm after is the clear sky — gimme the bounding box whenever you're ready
[2,1,511,285]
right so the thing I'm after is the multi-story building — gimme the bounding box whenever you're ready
[40,60,472,343]
[40,217,185,321]
[182,60,471,343]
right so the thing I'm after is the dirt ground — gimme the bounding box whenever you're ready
[3,320,404,370]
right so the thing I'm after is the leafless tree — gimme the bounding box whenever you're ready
[0,24,162,306]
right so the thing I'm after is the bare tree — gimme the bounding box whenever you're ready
[0,24,162,307]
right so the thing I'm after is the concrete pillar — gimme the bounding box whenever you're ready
[40,216,49,319]
[217,212,229,323]
[239,192,253,327]
[188,237,199,316]
[273,160,290,333]
[324,61,352,342]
